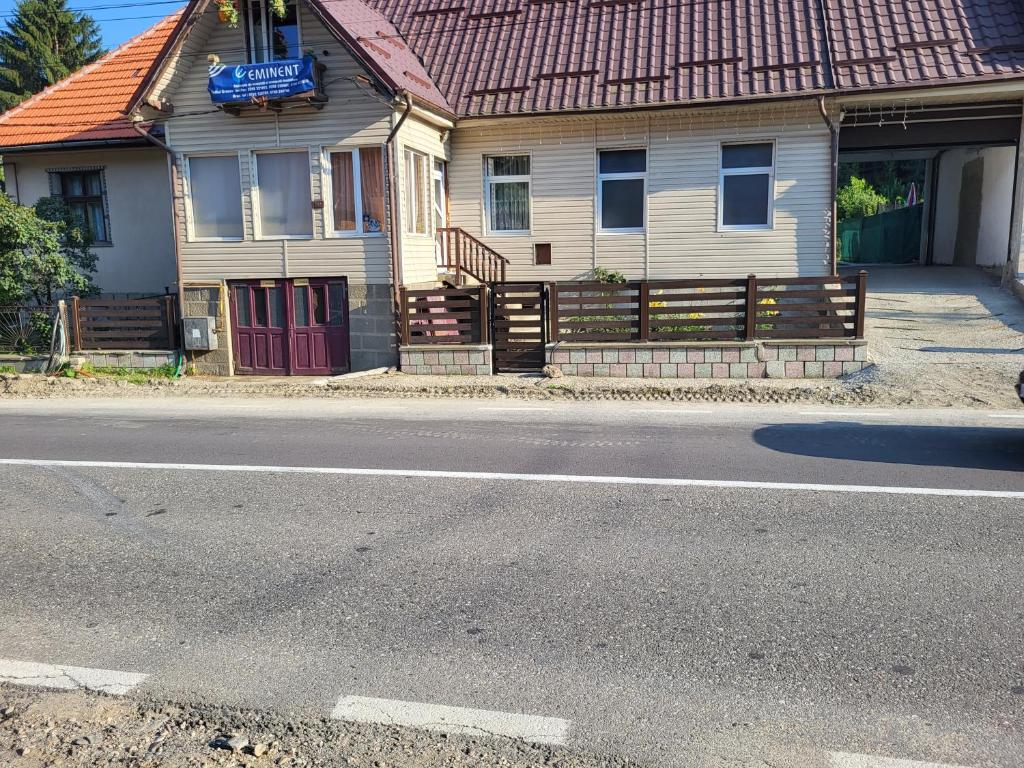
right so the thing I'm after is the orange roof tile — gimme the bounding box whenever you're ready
[0,10,183,150]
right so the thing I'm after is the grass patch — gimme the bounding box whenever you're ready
[0,364,17,374]
[66,361,178,384]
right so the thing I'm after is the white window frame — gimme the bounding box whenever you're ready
[718,140,776,232]
[597,148,647,234]
[183,152,245,243]
[322,146,386,238]
[483,153,531,235]
[251,148,314,241]
[245,0,303,63]
[404,148,431,237]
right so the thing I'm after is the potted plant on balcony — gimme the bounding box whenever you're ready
[269,0,287,17]
[216,0,239,26]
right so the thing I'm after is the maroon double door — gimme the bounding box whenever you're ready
[230,278,350,375]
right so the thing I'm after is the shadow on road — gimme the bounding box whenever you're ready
[752,422,1024,471]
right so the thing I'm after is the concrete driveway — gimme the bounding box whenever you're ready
[854,265,1024,407]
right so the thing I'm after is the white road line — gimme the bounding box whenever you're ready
[2,457,1023,499]
[831,750,971,768]
[0,658,148,695]
[800,411,893,418]
[331,695,569,745]
[641,409,714,415]
[476,407,553,412]
[987,413,1024,419]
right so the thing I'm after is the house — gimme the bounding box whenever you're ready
[0,14,181,296]
[3,0,1024,375]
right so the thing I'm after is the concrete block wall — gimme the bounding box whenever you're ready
[547,341,869,379]
[400,344,492,375]
[78,350,178,370]
[350,283,399,371]
[182,284,232,376]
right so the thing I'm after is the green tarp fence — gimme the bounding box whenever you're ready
[838,203,924,264]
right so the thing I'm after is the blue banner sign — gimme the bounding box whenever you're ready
[208,57,317,104]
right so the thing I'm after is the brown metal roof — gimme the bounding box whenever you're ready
[365,0,1024,117]
[826,0,1024,91]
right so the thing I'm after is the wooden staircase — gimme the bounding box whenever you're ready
[437,227,509,285]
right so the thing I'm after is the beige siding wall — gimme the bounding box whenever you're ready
[154,4,394,284]
[448,103,831,281]
[3,148,176,294]
[396,114,450,286]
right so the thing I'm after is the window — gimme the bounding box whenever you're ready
[404,149,430,235]
[57,170,109,243]
[254,151,313,238]
[327,147,385,235]
[598,149,646,232]
[719,142,774,230]
[245,0,301,62]
[186,155,243,240]
[484,155,530,233]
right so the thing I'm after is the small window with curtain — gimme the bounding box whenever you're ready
[254,150,313,238]
[327,147,385,236]
[597,149,646,232]
[404,149,430,235]
[484,155,530,233]
[56,169,110,244]
[719,142,775,230]
[186,155,243,240]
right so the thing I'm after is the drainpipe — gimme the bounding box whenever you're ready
[133,122,185,311]
[818,96,840,276]
[385,92,414,314]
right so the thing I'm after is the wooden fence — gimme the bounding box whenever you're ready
[399,285,489,345]
[70,295,178,350]
[550,273,867,343]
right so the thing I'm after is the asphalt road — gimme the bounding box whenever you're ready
[1,398,1023,767]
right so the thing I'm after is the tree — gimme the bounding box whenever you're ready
[836,177,888,221]
[0,0,104,111]
[0,194,97,306]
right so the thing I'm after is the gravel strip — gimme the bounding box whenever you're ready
[0,685,637,768]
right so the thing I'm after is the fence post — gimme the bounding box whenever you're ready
[70,296,82,351]
[478,283,489,345]
[160,295,176,349]
[744,274,757,340]
[638,281,650,341]
[548,282,559,342]
[399,287,410,345]
[854,270,868,339]
[458,234,466,285]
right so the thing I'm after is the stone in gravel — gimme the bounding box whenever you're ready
[541,364,563,378]
[72,735,92,746]
[252,742,269,756]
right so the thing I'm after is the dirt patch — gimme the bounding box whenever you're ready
[0,685,636,768]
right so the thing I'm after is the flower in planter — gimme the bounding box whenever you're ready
[216,0,239,26]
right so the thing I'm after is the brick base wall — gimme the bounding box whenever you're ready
[400,344,492,375]
[547,341,869,379]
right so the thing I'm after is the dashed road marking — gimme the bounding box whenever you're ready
[2,458,1023,499]
[831,751,972,768]
[987,413,1024,419]
[0,658,148,695]
[641,409,714,415]
[331,695,570,745]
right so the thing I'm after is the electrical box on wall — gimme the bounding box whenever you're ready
[182,316,218,350]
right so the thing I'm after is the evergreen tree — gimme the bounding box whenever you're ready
[0,0,104,111]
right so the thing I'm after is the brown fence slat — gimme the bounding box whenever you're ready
[72,295,177,350]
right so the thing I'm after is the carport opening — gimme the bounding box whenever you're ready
[837,101,1021,271]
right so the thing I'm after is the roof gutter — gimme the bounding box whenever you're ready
[0,137,155,154]
[385,92,413,314]
[132,122,185,315]
[818,96,840,276]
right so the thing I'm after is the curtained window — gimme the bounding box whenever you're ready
[328,147,385,235]
[485,155,530,233]
[255,151,313,238]
[404,149,430,235]
[187,155,243,240]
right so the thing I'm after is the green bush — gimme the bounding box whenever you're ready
[836,177,888,221]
